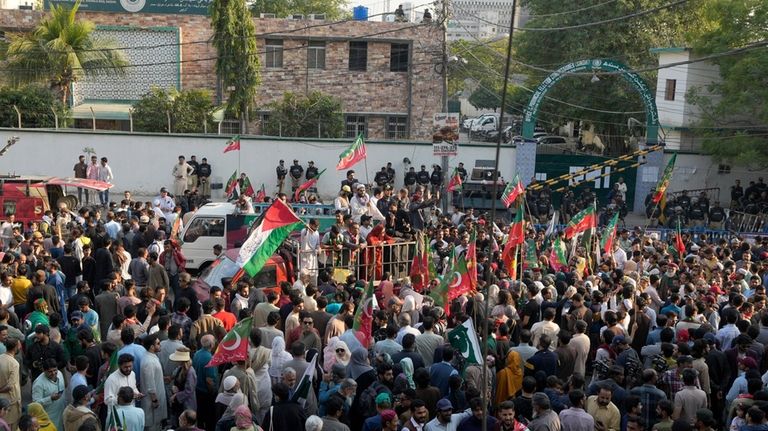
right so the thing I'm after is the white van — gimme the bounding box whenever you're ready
[179,202,235,273]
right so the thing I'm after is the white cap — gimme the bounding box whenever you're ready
[223,375,238,391]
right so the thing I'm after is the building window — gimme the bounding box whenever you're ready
[265,39,283,68]
[387,116,408,139]
[221,119,242,135]
[307,41,326,69]
[349,41,367,71]
[345,115,367,138]
[664,79,676,101]
[390,43,409,72]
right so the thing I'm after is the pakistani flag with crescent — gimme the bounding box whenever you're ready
[448,317,482,365]
[207,317,252,367]
[291,353,318,407]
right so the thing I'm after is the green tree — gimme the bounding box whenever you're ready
[263,91,343,138]
[0,86,69,128]
[686,0,768,168]
[132,87,215,133]
[512,0,701,146]
[468,86,500,111]
[1,0,128,103]
[211,0,260,133]
[250,0,348,20]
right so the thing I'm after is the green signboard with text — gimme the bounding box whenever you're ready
[46,0,211,15]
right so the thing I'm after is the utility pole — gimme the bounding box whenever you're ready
[440,0,449,213]
[483,1,516,431]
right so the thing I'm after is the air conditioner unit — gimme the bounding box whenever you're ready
[289,14,304,20]
[259,13,276,18]
[308,13,326,20]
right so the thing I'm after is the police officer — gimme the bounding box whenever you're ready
[374,166,390,188]
[709,201,726,229]
[187,155,200,192]
[341,170,359,190]
[416,165,430,188]
[456,162,467,182]
[276,160,288,194]
[305,161,319,194]
[198,157,212,199]
[385,162,396,185]
[289,159,304,193]
[404,167,417,194]
[688,198,706,228]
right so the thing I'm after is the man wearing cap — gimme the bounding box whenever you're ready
[172,156,193,197]
[290,160,304,193]
[361,393,392,431]
[63,385,98,431]
[726,355,758,406]
[424,398,471,431]
[140,334,167,431]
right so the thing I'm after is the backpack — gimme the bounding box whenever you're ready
[359,382,391,418]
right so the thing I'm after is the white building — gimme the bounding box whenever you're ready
[447,0,528,41]
[0,0,35,9]
[651,47,721,152]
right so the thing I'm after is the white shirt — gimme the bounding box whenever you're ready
[98,164,114,183]
[0,285,13,310]
[424,410,471,431]
[104,369,138,406]
[613,247,627,270]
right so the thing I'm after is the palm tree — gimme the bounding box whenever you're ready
[3,0,128,104]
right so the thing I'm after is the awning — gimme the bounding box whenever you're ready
[72,103,132,121]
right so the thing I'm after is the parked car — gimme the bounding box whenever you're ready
[536,135,568,145]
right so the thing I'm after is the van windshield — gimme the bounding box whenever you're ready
[252,264,277,289]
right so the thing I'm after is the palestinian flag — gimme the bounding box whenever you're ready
[223,135,241,153]
[207,317,252,367]
[501,236,518,279]
[652,153,677,204]
[466,230,478,290]
[225,170,239,197]
[352,279,375,348]
[239,174,255,197]
[336,133,367,170]
[507,204,526,247]
[448,317,482,365]
[447,168,463,192]
[563,206,596,240]
[549,237,567,272]
[255,184,267,203]
[294,168,326,202]
[600,212,620,254]
[501,174,525,208]
[237,200,302,276]
[524,239,539,269]
[291,353,317,407]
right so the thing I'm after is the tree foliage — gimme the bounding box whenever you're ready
[1,0,128,103]
[250,0,348,20]
[262,91,343,138]
[468,86,500,111]
[686,0,768,168]
[0,86,68,128]
[512,0,700,144]
[131,87,214,133]
[211,0,260,132]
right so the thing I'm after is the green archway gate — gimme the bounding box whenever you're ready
[515,58,663,213]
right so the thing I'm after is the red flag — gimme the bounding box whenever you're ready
[207,317,251,367]
[501,174,525,208]
[600,213,620,254]
[501,239,518,279]
[336,134,367,170]
[224,170,239,196]
[294,168,326,202]
[467,230,478,290]
[223,135,241,153]
[255,184,266,203]
[563,206,596,240]
[353,279,375,348]
[507,204,526,247]
[447,168,463,192]
[675,225,686,257]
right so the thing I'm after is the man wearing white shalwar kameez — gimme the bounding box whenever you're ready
[300,221,320,284]
[105,354,141,406]
[140,335,167,431]
[31,362,67,431]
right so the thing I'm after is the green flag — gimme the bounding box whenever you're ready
[291,353,317,407]
[448,317,482,364]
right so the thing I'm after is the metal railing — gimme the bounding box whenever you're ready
[670,187,721,202]
[297,240,417,282]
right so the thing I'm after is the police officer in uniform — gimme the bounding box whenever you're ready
[709,201,726,229]
[385,162,396,185]
[305,161,319,194]
[187,155,200,192]
[430,165,442,194]
[416,165,430,190]
[404,167,417,194]
[374,167,390,188]
[289,160,304,193]
[276,160,288,194]
[198,157,212,199]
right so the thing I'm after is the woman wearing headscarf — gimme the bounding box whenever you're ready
[231,404,261,431]
[214,392,246,431]
[0,399,11,431]
[348,348,378,431]
[495,350,523,406]
[28,403,56,431]
[248,333,272,424]
[323,338,351,373]
[269,336,292,385]
[318,363,347,417]
[393,357,415,394]
[365,225,395,280]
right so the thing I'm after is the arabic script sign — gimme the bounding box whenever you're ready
[46,0,212,15]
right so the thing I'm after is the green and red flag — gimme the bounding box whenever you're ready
[237,199,302,276]
[466,230,478,290]
[336,133,367,170]
[240,174,255,198]
[294,168,326,202]
[652,153,677,204]
[225,170,239,197]
[353,278,376,348]
[170,216,183,242]
[447,168,463,192]
[223,135,241,153]
[430,247,472,315]
[207,317,252,367]
[501,174,525,208]
[563,206,597,240]
[409,233,436,291]
[600,212,620,254]
[524,239,539,269]
[501,237,518,280]
[255,184,267,203]
[507,203,526,247]
[549,237,567,272]
[675,223,686,258]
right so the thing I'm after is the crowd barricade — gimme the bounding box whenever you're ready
[728,211,767,233]
[670,187,721,202]
[296,240,417,282]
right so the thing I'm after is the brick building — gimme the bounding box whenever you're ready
[0,10,443,140]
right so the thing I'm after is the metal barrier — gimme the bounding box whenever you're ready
[670,187,721,202]
[297,240,417,282]
[728,211,767,233]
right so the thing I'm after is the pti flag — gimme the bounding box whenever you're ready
[501,174,525,208]
[447,168,463,192]
[501,237,518,280]
[448,317,482,364]
[409,232,436,291]
[652,153,677,204]
[240,174,255,198]
[206,317,252,367]
[225,170,239,197]
[291,353,317,407]
[675,223,686,257]
[600,212,620,254]
[353,279,375,348]
[466,230,478,290]
[336,133,367,170]
[507,203,526,247]
[223,135,241,153]
[549,237,568,272]
[255,184,267,203]
[237,200,302,276]
[294,168,326,202]
[563,206,596,240]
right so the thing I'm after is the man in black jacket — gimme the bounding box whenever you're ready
[290,160,304,193]
[262,383,307,431]
[25,325,67,381]
[198,157,212,199]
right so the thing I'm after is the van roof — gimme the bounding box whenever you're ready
[194,202,237,216]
